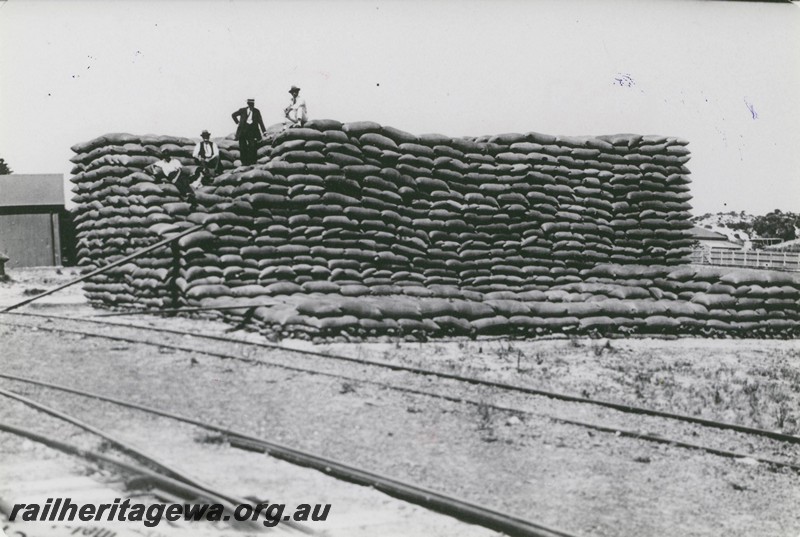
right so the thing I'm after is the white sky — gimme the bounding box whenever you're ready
[1,0,798,215]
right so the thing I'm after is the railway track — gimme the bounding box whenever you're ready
[0,373,575,537]
[0,441,223,537]
[1,311,798,474]
[0,395,300,536]
[6,310,800,445]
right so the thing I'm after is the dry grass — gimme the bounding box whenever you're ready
[328,338,800,434]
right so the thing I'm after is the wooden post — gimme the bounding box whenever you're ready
[169,241,182,315]
[50,212,62,266]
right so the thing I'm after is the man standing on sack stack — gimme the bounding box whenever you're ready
[231,98,266,166]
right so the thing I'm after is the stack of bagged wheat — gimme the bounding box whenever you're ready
[182,121,693,300]
[70,123,799,339]
[70,133,238,307]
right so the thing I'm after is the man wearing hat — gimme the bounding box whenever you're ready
[231,98,266,165]
[146,149,197,207]
[284,86,307,128]
[192,130,220,185]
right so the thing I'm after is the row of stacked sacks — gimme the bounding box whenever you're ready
[559,264,799,336]
[588,135,694,265]
[66,124,799,340]
[69,133,239,307]
[178,119,694,303]
[191,264,799,340]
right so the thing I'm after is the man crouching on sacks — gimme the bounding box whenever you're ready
[284,85,307,128]
[145,149,197,208]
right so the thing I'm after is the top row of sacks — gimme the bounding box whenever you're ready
[71,120,688,157]
[271,120,689,151]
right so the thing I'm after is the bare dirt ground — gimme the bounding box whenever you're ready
[0,266,87,305]
[320,337,800,435]
[1,267,798,537]
[0,395,499,537]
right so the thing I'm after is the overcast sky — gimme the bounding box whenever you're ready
[1,0,798,215]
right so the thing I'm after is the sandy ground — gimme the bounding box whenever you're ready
[0,266,88,309]
[0,396,499,537]
[319,337,800,435]
[1,267,799,537]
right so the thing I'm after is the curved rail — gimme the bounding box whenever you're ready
[0,388,309,534]
[0,421,250,523]
[4,311,800,446]
[0,379,577,537]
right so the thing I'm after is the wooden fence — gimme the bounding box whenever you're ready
[690,247,800,272]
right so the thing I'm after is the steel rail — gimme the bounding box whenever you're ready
[0,421,292,534]
[2,369,799,473]
[0,387,312,534]
[0,387,225,495]
[4,316,800,470]
[0,378,577,537]
[4,311,800,446]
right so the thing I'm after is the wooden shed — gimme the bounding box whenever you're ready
[0,174,66,268]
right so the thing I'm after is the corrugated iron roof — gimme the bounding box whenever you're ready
[699,240,743,250]
[688,226,729,241]
[0,174,65,207]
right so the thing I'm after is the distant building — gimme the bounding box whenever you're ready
[0,174,67,267]
[765,238,800,253]
[689,225,800,271]
[688,226,742,250]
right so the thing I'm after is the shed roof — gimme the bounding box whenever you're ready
[699,240,743,250]
[0,174,65,207]
[688,226,729,241]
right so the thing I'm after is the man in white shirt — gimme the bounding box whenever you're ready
[146,149,196,206]
[192,129,220,185]
[284,86,308,128]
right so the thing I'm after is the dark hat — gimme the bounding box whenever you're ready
[247,98,255,103]
[289,86,300,94]
[201,130,210,137]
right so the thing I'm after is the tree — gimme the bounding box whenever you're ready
[752,210,800,241]
[728,221,752,233]
[0,157,12,175]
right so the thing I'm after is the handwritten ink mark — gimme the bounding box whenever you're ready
[744,98,758,119]
[613,73,635,88]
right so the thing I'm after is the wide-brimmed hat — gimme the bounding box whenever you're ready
[201,130,210,137]
[289,86,300,94]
